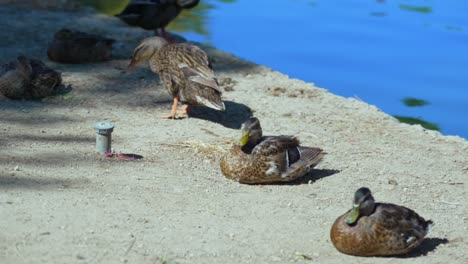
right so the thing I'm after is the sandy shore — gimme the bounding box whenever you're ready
[0,4,467,264]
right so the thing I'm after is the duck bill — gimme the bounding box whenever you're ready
[239,131,249,147]
[345,204,360,224]
[126,58,138,73]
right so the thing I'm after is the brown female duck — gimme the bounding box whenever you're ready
[0,56,61,100]
[330,187,433,256]
[127,36,224,119]
[118,0,200,40]
[220,117,325,184]
[47,28,115,64]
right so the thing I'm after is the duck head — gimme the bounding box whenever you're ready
[15,55,33,77]
[345,187,376,225]
[127,36,168,72]
[240,117,263,147]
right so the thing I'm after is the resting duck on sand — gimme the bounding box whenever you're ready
[220,117,325,184]
[331,187,433,256]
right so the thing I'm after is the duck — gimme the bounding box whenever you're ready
[117,0,200,40]
[330,187,433,256]
[127,36,224,119]
[0,56,61,100]
[47,28,115,64]
[220,117,325,184]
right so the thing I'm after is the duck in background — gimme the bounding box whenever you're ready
[47,28,115,64]
[117,0,200,40]
[331,187,433,256]
[0,56,62,100]
[220,117,325,184]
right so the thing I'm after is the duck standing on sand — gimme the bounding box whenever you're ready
[220,117,325,184]
[330,187,433,256]
[127,36,224,119]
[117,0,200,40]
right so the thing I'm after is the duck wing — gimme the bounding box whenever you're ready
[370,203,433,251]
[171,43,219,89]
[252,136,300,156]
[158,43,224,110]
[252,136,324,179]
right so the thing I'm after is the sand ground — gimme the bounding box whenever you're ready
[0,4,467,264]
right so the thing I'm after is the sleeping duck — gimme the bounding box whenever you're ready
[47,28,115,64]
[0,56,61,100]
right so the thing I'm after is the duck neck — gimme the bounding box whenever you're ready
[241,138,261,154]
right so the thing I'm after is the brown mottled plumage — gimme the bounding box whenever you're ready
[47,28,115,64]
[330,187,433,256]
[220,117,325,184]
[128,36,224,119]
[0,56,61,100]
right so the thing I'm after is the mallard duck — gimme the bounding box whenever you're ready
[0,56,31,99]
[220,117,325,184]
[117,0,200,40]
[127,36,224,119]
[47,28,115,64]
[330,187,433,256]
[0,56,61,100]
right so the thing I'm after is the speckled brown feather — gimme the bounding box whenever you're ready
[0,56,61,100]
[150,43,224,110]
[0,56,31,99]
[26,59,62,99]
[220,136,324,184]
[330,203,433,256]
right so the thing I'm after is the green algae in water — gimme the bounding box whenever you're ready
[399,4,432,14]
[445,25,463,31]
[402,97,430,107]
[393,116,440,131]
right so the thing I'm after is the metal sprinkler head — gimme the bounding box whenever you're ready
[94,121,114,155]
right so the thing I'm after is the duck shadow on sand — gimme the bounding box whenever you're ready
[286,169,341,185]
[189,100,252,129]
[257,169,340,186]
[387,238,449,258]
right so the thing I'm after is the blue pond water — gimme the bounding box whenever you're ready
[178,0,468,138]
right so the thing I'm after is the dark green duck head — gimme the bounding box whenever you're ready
[240,117,263,148]
[345,187,376,225]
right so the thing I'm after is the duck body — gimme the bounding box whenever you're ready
[128,36,224,118]
[330,188,433,256]
[221,137,324,184]
[0,56,61,100]
[47,28,115,64]
[151,43,224,110]
[220,118,325,184]
[118,0,200,37]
